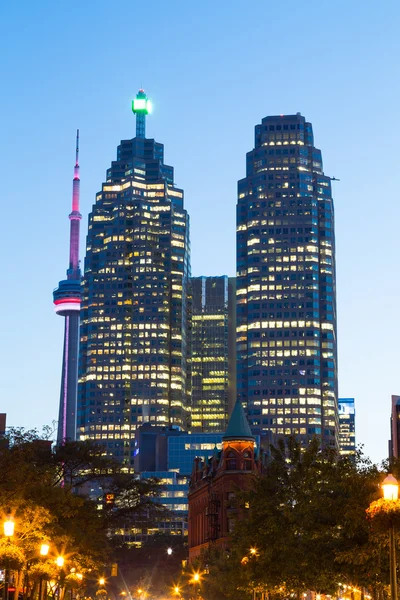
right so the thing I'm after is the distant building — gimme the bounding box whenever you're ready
[139,470,189,542]
[190,276,236,432]
[133,423,223,474]
[236,113,338,447]
[132,425,225,543]
[338,398,356,456]
[390,395,400,458]
[0,414,6,437]
[188,401,262,562]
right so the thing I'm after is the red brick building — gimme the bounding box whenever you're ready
[188,401,262,561]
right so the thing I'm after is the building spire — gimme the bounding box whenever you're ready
[223,399,255,442]
[132,89,152,139]
[69,129,82,278]
[75,129,79,166]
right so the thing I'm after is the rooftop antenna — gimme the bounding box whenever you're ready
[132,89,152,138]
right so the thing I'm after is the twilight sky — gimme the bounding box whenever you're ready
[0,0,399,464]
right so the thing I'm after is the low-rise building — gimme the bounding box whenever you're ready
[188,401,262,561]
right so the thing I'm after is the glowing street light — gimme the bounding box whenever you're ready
[3,513,14,600]
[382,474,399,600]
[3,514,14,538]
[56,556,65,568]
[250,547,257,556]
[167,547,173,555]
[40,544,50,556]
[382,474,399,501]
[99,578,106,586]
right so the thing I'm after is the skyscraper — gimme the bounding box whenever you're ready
[338,397,356,456]
[190,276,236,432]
[389,395,400,458]
[53,131,82,444]
[236,113,338,447]
[77,91,191,468]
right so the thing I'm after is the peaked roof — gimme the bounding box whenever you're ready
[223,400,255,442]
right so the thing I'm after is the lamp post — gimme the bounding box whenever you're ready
[190,573,200,600]
[38,544,50,600]
[56,557,65,600]
[382,474,399,600]
[3,513,15,600]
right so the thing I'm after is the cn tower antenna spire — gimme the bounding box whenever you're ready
[69,130,82,277]
[132,89,152,138]
[75,129,79,166]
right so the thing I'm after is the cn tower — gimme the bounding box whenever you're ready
[53,130,82,444]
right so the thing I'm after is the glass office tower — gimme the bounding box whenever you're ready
[236,113,338,447]
[190,276,232,432]
[338,398,356,456]
[77,92,191,468]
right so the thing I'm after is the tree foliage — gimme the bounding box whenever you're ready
[0,428,167,598]
[198,438,400,600]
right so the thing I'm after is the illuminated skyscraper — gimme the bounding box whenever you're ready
[236,113,338,447]
[338,397,356,456]
[77,91,191,467]
[190,276,236,432]
[53,131,82,444]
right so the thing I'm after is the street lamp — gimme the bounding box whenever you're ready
[3,515,14,538]
[382,474,399,600]
[167,547,173,556]
[55,556,65,600]
[190,573,201,599]
[99,578,106,586]
[38,544,50,600]
[3,512,14,600]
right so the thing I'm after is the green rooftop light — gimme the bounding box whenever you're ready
[132,93,152,115]
[132,89,152,138]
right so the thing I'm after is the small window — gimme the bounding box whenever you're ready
[243,450,252,470]
[226,451,237,470]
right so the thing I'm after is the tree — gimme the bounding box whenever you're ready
[205,437,387,600]
[0,429,158,599]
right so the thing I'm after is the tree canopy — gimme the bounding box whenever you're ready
[197,438,400,600]
[0,428,168,599]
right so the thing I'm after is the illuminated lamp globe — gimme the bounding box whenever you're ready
[382,474,399,501]
[3,514,14,537]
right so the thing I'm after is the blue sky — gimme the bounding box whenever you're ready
[1,0,399,463]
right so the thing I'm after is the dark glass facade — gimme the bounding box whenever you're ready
[236,113,338,447]
[390,395,400,459]
[190,276,232,432]
[77,135,191,468]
